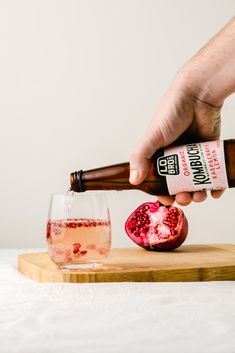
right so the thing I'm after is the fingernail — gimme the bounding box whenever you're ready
[130,169,139,183]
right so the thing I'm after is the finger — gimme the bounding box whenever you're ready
[175,192,192,206]
[129,138,163,185]
[129,120,166,185]
[211,189,225,199]
[129,156,150,185]
[158,196,175,206]
[192,191,207,203]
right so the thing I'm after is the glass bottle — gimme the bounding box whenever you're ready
[70,139,235,196]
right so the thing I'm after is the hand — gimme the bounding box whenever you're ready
[129,78,224,205]
[129,16,235,206]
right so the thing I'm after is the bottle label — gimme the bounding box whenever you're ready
[156,140,228,195]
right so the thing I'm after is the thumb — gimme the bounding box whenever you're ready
[129,136,163,185]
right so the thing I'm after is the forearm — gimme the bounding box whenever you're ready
[175,17,235,107]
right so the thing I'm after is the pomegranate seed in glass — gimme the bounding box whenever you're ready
[46,192,111,270]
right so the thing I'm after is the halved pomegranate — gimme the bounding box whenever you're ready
[125,201,188,250]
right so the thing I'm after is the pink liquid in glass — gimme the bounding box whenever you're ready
[47,218,111,269]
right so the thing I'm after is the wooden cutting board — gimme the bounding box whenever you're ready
[18,244,235,283]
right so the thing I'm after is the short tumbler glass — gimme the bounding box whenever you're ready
[46,192,111,270]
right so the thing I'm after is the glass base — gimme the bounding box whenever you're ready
[59,262,103,270]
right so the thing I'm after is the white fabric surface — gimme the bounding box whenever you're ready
[0,249,234,353]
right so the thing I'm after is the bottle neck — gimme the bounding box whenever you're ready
[70,170,85,192]
[70,163,136,192]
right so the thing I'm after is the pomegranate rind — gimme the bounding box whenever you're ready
[125,201,188,251]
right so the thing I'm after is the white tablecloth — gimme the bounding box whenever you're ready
[0,249,234,353]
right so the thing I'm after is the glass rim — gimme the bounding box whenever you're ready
[50,191,108,198]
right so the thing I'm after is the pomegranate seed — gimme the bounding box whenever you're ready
[52,228,61,236]
[80,250,87,256]
[47,236,53,244]
[46,223,51,238]
[73,245,80,254]
[98,248,106,255]
[73,243,81,248]
[86,243,96,250]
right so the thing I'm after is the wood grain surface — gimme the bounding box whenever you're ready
[18,244,235,283]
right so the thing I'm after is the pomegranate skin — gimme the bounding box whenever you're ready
[125,201,188,251]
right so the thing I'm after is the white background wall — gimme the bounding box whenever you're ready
[0,0,235,248]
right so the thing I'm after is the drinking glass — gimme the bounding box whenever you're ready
[46,192,111,270]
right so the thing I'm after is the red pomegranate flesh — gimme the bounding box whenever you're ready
[125,201,188,250]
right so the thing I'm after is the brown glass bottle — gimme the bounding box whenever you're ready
[70,139,235,196]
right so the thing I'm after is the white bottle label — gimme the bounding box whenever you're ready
[156,140,228,195]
